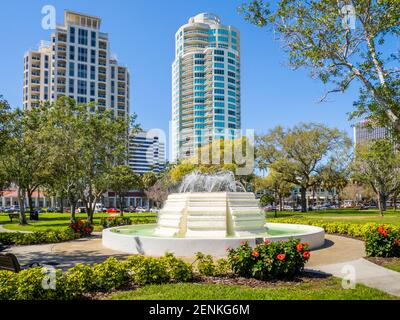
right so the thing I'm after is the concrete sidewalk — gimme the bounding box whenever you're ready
[313,258,400,297]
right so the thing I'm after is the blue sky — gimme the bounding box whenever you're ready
[0,0,360,155]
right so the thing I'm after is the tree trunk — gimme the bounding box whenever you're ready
[60,197,64,213]
[70,203,76,222]
[378,192,386,217]
[279,196,283,212]
[119,195,124,217]
[27,190,34,213]
[394,194,397,211]
[300,186,307,212]
[17,187,27,225]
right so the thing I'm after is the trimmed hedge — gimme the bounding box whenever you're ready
[0,254,193,300]
[0,229,80,246]
[270,218,399,238]
[100,216,132,229]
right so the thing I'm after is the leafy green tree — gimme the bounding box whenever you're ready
[0,96,12,154]
[107,165,142,215]
[0,107,49,224]
[240,0,400,133]
[352,139,400,215]
[42,97,139,223]
[319,163,349,206]
[256,123,351,212]
[141,171,158,190]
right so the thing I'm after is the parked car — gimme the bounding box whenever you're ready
[5,205,20,213]
[77,207,86,213]
[0,206,4,212]
[135,207,147,213]
[149,208,159,213]
[106,207,121,214]
[123,206,136,213]
[46,207,58,213]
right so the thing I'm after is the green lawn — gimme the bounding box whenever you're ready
[267,209,400,226]
[0,212,157,232]
[106,277,396,300]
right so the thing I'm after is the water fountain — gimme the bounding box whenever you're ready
[102,171,325,256]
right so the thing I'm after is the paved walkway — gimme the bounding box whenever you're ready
[3,233,400,297]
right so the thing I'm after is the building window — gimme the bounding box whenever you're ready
[90,50,96,64]
[77,80,87,95]
[91,31,96,47]
[90,82,95,96]
[90,66,96,80]
[69,45,75,60]
[69,62,75,77]
[69,79,74,94]
[78,29,88,45]
[78,47,87,62]
[78,64,87,78]
[69,27,75,43]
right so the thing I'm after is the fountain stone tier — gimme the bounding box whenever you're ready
[155,192,266,238]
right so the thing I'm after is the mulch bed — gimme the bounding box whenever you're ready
[366,257,400,268]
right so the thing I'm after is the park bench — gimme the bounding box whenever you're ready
[0,253,59,273]
[0,253,22,272]
[8,213,19,222]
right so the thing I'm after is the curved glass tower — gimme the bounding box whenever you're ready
[171,13,241,162]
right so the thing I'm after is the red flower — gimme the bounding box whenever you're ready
[296,243,303,252]
[277,254,285,261]
[302,251,311,260]
[264,239,270,245]
[252,250,260,257]
[240,241,245,245]
[381,231,388,237]
[378,226,384,233]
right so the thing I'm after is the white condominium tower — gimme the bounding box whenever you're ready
[128,130,166,174]
[23,10,129,119]
[171,13,241,162]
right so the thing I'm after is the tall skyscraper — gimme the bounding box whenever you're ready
[171,13,241,162]
[128,130,166,174]
[354,119,389,146]
[23,10,129,119]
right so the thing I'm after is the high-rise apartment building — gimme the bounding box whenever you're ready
[128,130,166,174]
[354,119,389,146]
[171,13,241,162]
[23,10,129,118]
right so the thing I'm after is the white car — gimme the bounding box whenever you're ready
[149,208,159,213]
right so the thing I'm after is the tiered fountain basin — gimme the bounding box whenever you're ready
[102,192,325,256]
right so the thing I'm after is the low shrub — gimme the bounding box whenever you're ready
[130,256,171,285]
[194,252,231,277]
[0,270,18,300]
[0,229,80,246]
[365,225,400,257]
[60,264,94,299]
[69,219,93,237]
[227,239,310,280]
[160,253,193,282]
[92,257,129,290]
[270,218,399,239]
[100,216,132,229]
[0,253,193,300]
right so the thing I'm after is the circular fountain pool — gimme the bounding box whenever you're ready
[102,172,325,257]
[102,222,325,257]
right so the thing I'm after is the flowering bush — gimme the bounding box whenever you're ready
[365,225,400,257]
[100,216,131,229]
[69,219,93,237]
[227,239,310,280]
